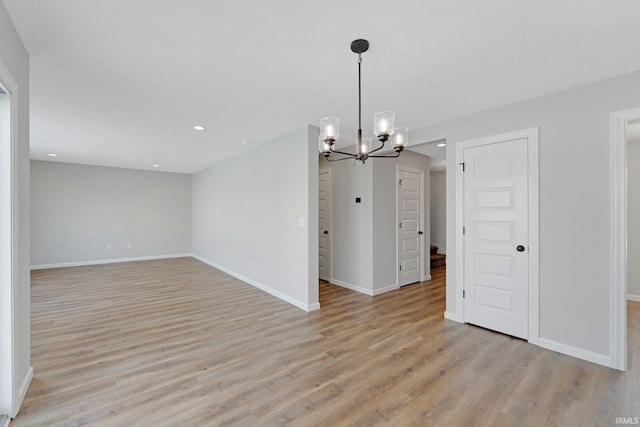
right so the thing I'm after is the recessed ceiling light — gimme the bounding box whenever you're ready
[193,125,205,131]
[47,153,57,157]
[436,143,446,147]
[152,164,160,168]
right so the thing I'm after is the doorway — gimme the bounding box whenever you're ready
[610,107,640,371]
[318,168,332,282]
[0,70,14,417]
[397,165,424,286]
[455,128,539,342]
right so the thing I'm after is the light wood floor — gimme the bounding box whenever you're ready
[13,258,640,426]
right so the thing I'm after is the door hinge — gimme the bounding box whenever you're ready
[460,162,465,172]
[399,222,402,229]
[462,226,465,235]
[399,265,402,271]
[399,179,402,186]
[463,289,466,298]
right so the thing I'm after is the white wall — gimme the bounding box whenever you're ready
[627,139,640,300]
[411,69,640,362]
[372,151,431,291]
[430,170,446,254]
[192,125,319,311]
[31,161,192,267]
[320,150,430,294]
[320,157,374,292]
[0,1,31,417]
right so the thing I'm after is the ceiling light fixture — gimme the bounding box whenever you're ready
[319,39,408,164]
[47,153,57,157]
[152,164,160,168]
[193,125,205,131]
[436,143,446,147]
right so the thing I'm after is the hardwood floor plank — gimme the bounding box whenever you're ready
[10,259,640,426]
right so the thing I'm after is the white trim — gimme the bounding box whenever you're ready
[627,294,640,302]
[330,278,374,296]
[2,415,8,427]
[328,280,402,296]
[422,274,432,282]
[444,311,463,322]
[30,253,192,270]
[397,165,426,287]
[373,283,400,296]
[455,128,540,344]
[527,129,540,345]
[455,145,465,323]
[192,254,319,312]
[0,60,19,419]
[610,108,640,371]
[538,338,611,368]
[14,367,32,418]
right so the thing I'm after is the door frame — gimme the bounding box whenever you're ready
[455,127,539,344]
[609,108,640,371]
[0,61,19,417]
[318,167,333,282]
[396,164,426,287]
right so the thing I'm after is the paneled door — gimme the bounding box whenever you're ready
[319,169,332,281]
[398,167,423,286]
[463,138,529,339]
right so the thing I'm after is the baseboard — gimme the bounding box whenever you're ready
[12,366,33,418]
[538,338,611,368]
[372,284,399,296]
[31,253,192,270]
[627,293,640,302]
[191,254,319,312]
[444,311,463,323]
[330,279,374,296]
[422,274,432,282]
[1,414,8,427]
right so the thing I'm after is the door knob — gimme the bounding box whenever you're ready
[323,230,328,235]
[418,231,423,235]
[516,245,525,252]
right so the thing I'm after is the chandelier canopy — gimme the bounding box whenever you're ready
[319,39,408,164]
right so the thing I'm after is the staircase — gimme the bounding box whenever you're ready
[430,245,446,268]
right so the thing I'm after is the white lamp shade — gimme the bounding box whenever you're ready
[373,111,395,137]
[320,116,340,141]
[391,127,409,149]
[318,135,332,154]
[360,137,372,155]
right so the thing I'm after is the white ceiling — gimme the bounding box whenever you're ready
[4,0,640,173]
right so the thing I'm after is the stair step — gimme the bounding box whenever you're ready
[430,253,446,267]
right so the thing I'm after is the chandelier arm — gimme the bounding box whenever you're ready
[325,155,358,162]
[365,139,386,155]
[329,147,359,157]
[368,151,402,158]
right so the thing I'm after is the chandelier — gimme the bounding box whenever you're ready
[318,39,408,164]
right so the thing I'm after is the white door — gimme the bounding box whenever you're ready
[319,169,332,281]
[463,138,529,339]
[398,167,423,286]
